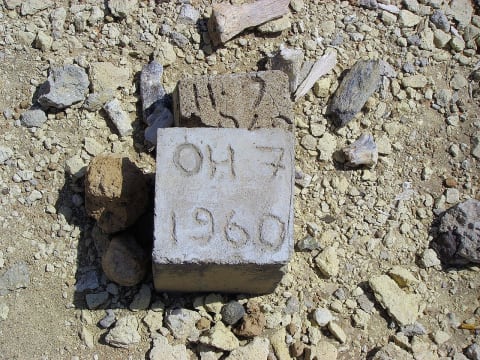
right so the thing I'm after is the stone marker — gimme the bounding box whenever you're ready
[173,71,293,131]
[153,128,294,294]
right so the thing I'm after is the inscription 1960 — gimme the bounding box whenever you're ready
[170,207,285,250]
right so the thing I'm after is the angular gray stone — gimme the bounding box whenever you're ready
[99,309,116,329]
[20,108,47,128]
[430,10,450,32]
[144,108,174,144]
[221,301,245,325]
[328,60,381,127]
[0,146,13,164]
[0,262,30,296]
[85,291,109,309]
[448,0,473,27]
[38,65,89,109]
[107,0,137,18]
[83,91,113,112]
[173,71,293,131]
[75,269,100,292]
[465,343,480,360]
[129,284,151,311]
[432,199,480,265]
[153,128,294,294]
[177,4,200,24]
[103,99,133,137]
[164,308,201,341]
[50,7,67,40]
[105,315,141,348]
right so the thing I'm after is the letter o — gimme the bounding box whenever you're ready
[173,143,203,176]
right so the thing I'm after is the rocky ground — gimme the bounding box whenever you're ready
[0,0,480,359]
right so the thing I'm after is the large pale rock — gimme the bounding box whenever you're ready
[89,62,130,93]
[105,315,141,348]
[164,308,201,341]
[149,335,188,360]
[225,337,270,360]
[199,322,240,351]
[369,275,420,326]
[85,155,149,233]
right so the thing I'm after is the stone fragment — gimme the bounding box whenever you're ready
[270,327,290,360]
[419,248,441,268]
[102,234,148,286]
[85,155,149,233]
[432,330,451,344]
[144,108,174,144]
[448,0,473,27]
[174,71,293,131]
[269,46,305,93]
[0,302,9,321]
[327,59,381,127]
[154,41,177,66]
[432,199,480,265]
[149,335,189,360]
[315,246,339,278]
[89,62,130,93]
[313,307,333,326]
[20,108,47,128]
[372,343,414,360]
[294,52,337,101]
[80,326,94,349]
[84,137,104,156]
[0,146,13,164]
[129,284,151,311]
[472,134,480,160]
[105,315,141,349]
[85,291,109,309]
[75,270,100,292]
[465,343,480,360]
[221,301,245,325]
[290,0,304,12]
[313,77,332,98]
[402,75,428,89]
[257,15,291,34]
[165,308,201,341]
[3,0,22,10]
[103,99,132,137]
[225,337,270,360]
[34,31,53,51]
[143,311,163,333]
[430,10,450,32]
[352,309,370,329]
[21,0,54,15]
[399,10,422,27]
[317,133,337,161]
[99,309,116,329]
[50,7,67,40]
[235,301,266,338]
[38,65,89,109]
[342,134,378,168]
[0,262,30,296]
[369,274,420,326]
[450,37,466,52]
[178,4,200,25]
[83,91,113,112]
[388,266,418,288]
[199,322,240,351]
[107,0,137,18]
[153,128,294,294]
[434,30,451,48]
[328,322,347,343]
[65,155,86,179]
[310,341,338,359]
[400,323,427,336]
[450,73,468,90]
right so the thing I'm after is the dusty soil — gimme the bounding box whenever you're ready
[0,0,479,359]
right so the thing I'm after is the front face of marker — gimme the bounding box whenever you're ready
[153,128,294,294]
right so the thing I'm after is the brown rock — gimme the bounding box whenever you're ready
[444,177,458,188]
[85,155,149,234]
[290,341,305,357]
[234,301,266,338]
[196,317,211,331]
[102,233,149,286]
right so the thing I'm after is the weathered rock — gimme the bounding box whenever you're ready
[448,0,473,27]
[314,307,333,326]
[432,199,480,265]
[38,65,89,109]
[154,41,177,66]
[85,291,109,310]
[398,10,422,27]
[65,155,87,179]
[143,311,164,333]
[99,309,116,329]
[472,134,480,160]
[50,7,67,40]
[102,234,149,286]
[388,266,418,288]
[315,246,339,278]
[177,4,200,25]
[225,337,270,360]
[89,62,130,93]
[129,284,151,311]
[419,248,441,268]
[85,155,149,233]
[174,71,293,131]
[144,107,174,144]
[103,99,133,137]
[402,75,428,89]
[328,60,381,127]
[149,335,189,360]
[342,134,378,168]
[164,308,201,341]
[140,60,167,124]
[369,275,420,326]
[0,302,9,321]
[465,343,480,360]
[79,326,94,349]
[75,269,100,292]
[34,31,52,51]
[105,315,141,349]
[372,343,414,360]
[0,262,30,296]
[83,91,113,112]
[257,15,291,34]
[269,46,305,93]
[21,0,54,16]
[430,10,450,32]
[234,302,266,338]
[221,301,245,325]
[199,321,240,351]
[20,108,47,128]
[310,341,338,360]
[328,322,347,344]
[0,146,14,164]
[107,0,137,18]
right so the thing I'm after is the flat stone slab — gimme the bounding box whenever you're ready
[173,71,294,131]
[153,128,294,294]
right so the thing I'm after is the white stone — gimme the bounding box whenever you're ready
[315,246,339,278]
[105,315,141,348]
[149,335,188,360]
[225,337,270,360]
[419,249,441,268]
[317,133,337,162]
[199,322,239,351]
[398,10,422,27]
[314,307,333,327]
[103,99,133,137]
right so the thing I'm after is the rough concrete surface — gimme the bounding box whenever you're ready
[153,128,294,293]
[173,70,293,131]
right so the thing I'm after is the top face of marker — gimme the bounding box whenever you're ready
[154,128,295,265]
